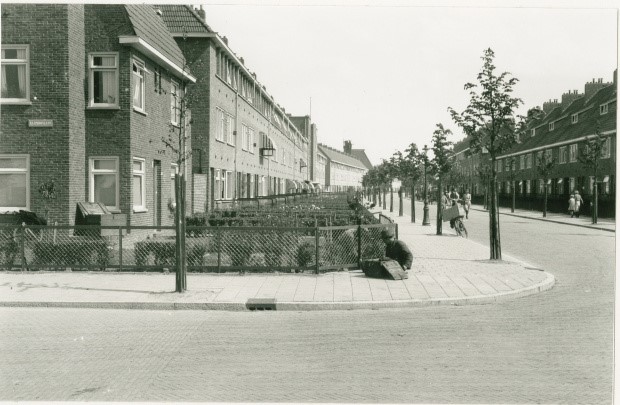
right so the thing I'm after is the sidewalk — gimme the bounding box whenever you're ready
[0,204,555,311]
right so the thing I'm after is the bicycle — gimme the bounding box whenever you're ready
[442,201,468,238]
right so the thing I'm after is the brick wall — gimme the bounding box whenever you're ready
[1,4,85,224]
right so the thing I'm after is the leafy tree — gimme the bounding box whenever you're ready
[579,126,607,224]
[393,144,423,222]
[535,151,556,218]
[448,48,522,259]
[430,123,454,235]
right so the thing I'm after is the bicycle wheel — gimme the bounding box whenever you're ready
[457,219,468,238]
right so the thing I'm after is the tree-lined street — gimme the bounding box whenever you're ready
[1,201,613,403]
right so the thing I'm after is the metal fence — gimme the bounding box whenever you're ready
[0,222,396,274]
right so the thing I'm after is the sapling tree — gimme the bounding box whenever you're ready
[448,48,522,260]
[579,125,607,224]
[430,124,454,235]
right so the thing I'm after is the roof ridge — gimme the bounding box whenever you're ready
[184,5,214,33]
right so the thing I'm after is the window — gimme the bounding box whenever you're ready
[170,164,178,205]
[600,103,609,115]
[241,125,248,151]
[215,108,225,142]
[89,53,119,107]
[89,157,119,210]
[530,128,535,137]
[132,158,146,211]
[536,151,543,165]
[132,59,145,112]
[559,146,567,164]
[544,149,552,161]
[226,115,234,145]
[170,81,180,125]
[569,177,575,193]
[248,127,255,153]
[226,171,234,199]
[249,174,255,198]
[497,159,502,173]
[571,113,578,124]
[538,179,544,194]
[526,153,532,169]
[526,180,531,194]
[506,181,511,193]
[549,122,554,131]
[0,155,29,211]
[505,159,511,171]
[601,137,611,159]
[1,45,30,103]
[214,169,222,200]
[569,144,578,162]
[520,155,525,170]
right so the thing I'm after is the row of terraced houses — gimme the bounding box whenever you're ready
[452,71,617,217]
[1,4,372,226]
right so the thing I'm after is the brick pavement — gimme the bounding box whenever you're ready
[0,205,555,311]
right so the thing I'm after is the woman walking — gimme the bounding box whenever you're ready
[574,190,583,218]
[568,194,576,218]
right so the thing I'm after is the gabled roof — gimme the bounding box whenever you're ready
[317,144,367,170]
[124,5,187,71]
[350,149,373,170]
[501,83,616,157]
[156,5,214,34]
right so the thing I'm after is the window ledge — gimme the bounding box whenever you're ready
[1,100,32,105]
[133,108,148,116]
[108,208,122,214]
[87,106,120,110]
[133,208,148,213]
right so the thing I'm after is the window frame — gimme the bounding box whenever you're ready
[170,80,180,126]
[132,158,147,212]
[226,115,235,146]
[170,163,178,206]
[549,122,554,131]
[88,52,119,108]
[559,146,567,164]
[600,103,609,115]
[215,108,225,142]
[132,58,146,113]
[571,113,578,124]
[601,137,611,159]
[1,44,30,104]
[569,144,578,162]
[0,154,30,212]
[89,156,120,211]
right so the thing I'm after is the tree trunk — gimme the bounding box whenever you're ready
[593,182,598,224]
[410,184,416,223]
[382,188,387,210]
[489,173,501,260]
[436,179,442,235]
[398,187,403,216]
[389,186,394,212]
[511,180,515,213]
[175,173,187,292]
[543,184,548,218]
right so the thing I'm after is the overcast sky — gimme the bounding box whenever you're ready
[200,0,618,165]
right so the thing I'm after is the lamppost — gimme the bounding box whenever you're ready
[422,144,431,226]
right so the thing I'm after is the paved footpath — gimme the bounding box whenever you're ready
[0,206,555,311]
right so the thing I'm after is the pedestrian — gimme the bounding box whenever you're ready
[463,189,472,219]
[441,190,450,210]
[568,194,576,218]
[380,228,413,270]
[449,188,460,203]
[574,190,583,218]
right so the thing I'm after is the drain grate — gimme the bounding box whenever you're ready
[246,298,277,311]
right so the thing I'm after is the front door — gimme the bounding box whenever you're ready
[153,160,161,229]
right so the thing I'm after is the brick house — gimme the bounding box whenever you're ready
[1,4,196,225]
[452,71,617,217]
[157,5,313,210]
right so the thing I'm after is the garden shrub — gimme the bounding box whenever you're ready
[0,237,18,270]
[296,240,315,268]
[33,238,110,270]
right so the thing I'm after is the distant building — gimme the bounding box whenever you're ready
[317,143,368,192]
[452,71,617,217]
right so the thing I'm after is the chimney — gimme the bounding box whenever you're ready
[561,90,582,109]
[222,36,228,45]
[584,78,607,98]
[239,57,244,65]
[542,99,559,114]
[195,5,206,22]
[343,140,352,155]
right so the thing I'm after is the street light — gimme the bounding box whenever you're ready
[422,144,431,226]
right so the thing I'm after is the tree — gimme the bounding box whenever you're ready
[392,145,423,223]
[448,48,522,260]
[430,123,454,235]
[579,125,607,224]
[536,151,556,218]
[161,34,201,293]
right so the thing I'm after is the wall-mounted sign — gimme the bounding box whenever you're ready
[28,119,53,128]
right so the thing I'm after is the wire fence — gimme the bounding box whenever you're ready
[0,223,396,274]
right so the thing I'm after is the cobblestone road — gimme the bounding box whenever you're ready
[0,201,614,403]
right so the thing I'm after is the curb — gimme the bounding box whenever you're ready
[0,272,555,311]
[472,208,615,233]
